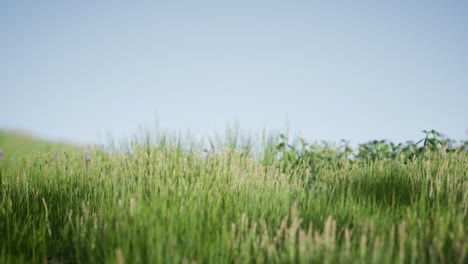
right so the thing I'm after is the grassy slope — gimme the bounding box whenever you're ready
[0,130,80,158]
[0,132,466,263]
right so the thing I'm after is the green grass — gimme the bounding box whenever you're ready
[0,131,466,263]
[0,130,80,158]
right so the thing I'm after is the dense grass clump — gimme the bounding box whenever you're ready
[0,130,466,263]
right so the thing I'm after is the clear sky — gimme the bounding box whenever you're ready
[1,0,467,145]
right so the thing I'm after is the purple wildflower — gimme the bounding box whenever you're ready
[83,150,90,162]
[0,148,3,159]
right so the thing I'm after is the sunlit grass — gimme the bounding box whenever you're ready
[0,131,466,263]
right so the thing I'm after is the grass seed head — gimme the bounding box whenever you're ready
[115,248,124,264]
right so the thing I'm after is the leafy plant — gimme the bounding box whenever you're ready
[275,130,467,169]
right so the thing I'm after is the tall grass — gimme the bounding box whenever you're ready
[0,131,466,263]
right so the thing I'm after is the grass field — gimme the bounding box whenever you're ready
[0,130,466,263]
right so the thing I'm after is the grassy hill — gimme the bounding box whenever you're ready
[0,130,82,158]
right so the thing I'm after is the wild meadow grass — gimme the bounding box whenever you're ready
[0,130,466,263]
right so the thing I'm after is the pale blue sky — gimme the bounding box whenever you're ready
[1,0,467,145]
